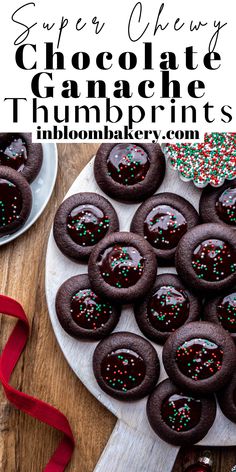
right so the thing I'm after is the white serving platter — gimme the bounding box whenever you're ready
[45,157,236,472]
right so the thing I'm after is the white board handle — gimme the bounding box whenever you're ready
[94,419,179,472]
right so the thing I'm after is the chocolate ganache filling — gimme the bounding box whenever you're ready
[192,239,236,282]
[98,245,145,288]
[0,179,22,229]
[101,349,146,392]
[67,204,110,246]
[216,187,236,225]
[176,338,223,381]
[144,205,187,249]
[161,393,202,431]
[147,285,189,332]
[70,289,113,330]
[0,134,27,172]
[107,144,150,185]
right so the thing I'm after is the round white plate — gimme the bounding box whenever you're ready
[46,158,236,472]
[0,143,58,246]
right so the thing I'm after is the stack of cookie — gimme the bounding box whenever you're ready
[0,133,43,236]
[53,141,236,446]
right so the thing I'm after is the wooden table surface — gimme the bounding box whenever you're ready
[0,144,236,472]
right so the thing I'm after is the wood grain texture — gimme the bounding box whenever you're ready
[0,143,236,472]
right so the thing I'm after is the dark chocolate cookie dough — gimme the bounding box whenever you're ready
[93,332,160,400]
[134,273,201,344]
[217,372,236,423]
[147,379,216,445]
[94,143,165,202]
[53,192,119,261]
[200,180,236,227]
[55,274,121,340]
[88,231,157,303]
[203,289,236,342]
[175,223,236,294]
[0,166,32,236]
[162,321,236,394]
[0,133,43,183]
[131,193,199,262]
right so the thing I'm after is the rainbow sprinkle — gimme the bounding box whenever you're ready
[166,133,236,188]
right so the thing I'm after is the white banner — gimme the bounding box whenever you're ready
[0,0,235,142]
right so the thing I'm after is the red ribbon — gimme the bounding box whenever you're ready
[0,294,75,471]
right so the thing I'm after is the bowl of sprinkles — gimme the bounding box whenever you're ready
[165,133,236,188]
